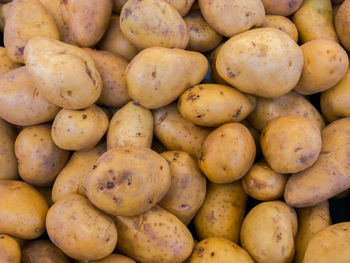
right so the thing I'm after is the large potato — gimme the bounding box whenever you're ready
[178,84,256,127]
[194,181,247,243]
[46,194,117,261]
[259,15,298,42]
[24,36,102,109]
[90,254,136,263]
[199,123,256,183]
[198,0,265,37]
[115,205,193,263]
[126,47,208,109]
[335,0,350,51]
[0,180,48,239]
[0,234,21,263]
[0,47,20,74]
[0,119,18,180]
[261,0,303,16]
[120,0,189,49]
[216,28,303,98]
[21,240,70,263]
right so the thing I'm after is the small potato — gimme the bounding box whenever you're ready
[60,0,112,47]
[90,254,136,263]
[115,205,193,263]
[24,36,103,110]
[199,0,265,37]
[0,180,48,239]
[216,28,304,98]
[52,104,109,151]
[259,15,298,42]
[210,43,229,85]
[21,240,70,263]
[52,143,106,203]
[261,116,321,174]
[261,0,303,16]
[241,201,297,263]
[159,151,207,225]
[0,234,21,263]
[120,0,189,49]
[336,0,350,51]
[189,237,254,263]
[4,0,60,63]
[0,47,20,74]
[107,101,153,150]
[126,47,208,109]
[294,39,349,95]
[199,123,256,183]
[153,103,212,158]
[0,119,18,180]
[178,84,256,127]
[15,125,69,187]
[98,15,138,61]
[0,67,60,126]
[248,91,325,131]
[46,194,117,261]
[242,161,288,201]
[194,181,247,243]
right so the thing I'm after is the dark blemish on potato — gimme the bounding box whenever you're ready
[18,46,25,56]
[156,112,168,126]
[197,114,203,118]
[189,24,200,33]
[67,90,72,96]
[197,247,204,255]
[299,154,314,164]
[206,211,216,224]
[226,67,236,78]
[106,181,115,189]
[251,42,256,47]
[160,166,163,170]
[40,138,44,141]
[34,134,37,137]
[173,152,179,161]
[152,71,156,78]
[179,24,185,39]
[276,233,282,241]
[222,167,226,171]
[116,171,133,186]
[199,86,204,90]
[106,238,110,242]
[294,147,302,152]
[220,91,224,95]
[133,101,140,106]
[124,8,131,18]
[112,197,122,205]
[136,132,142,136]
[211,252,215,256]
[233,106,243,119]
[68,115,72,118]
[82,114,87,119]
[220,134,224,137]
[92,165,97,169]
[288,0,297,8]
[289,60,292,66]
[0,236,4,239]
[246,12,251,17]
[181,176,190,187]
[124,148,130,153]
[62,0,68,4]
[187,92,200,101]
[199,152,204,162]
[148,199,153,204]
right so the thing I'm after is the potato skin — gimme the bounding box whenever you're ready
[46,194,117,261]
[199,123,256,183]
[259,15,298,42]
[0,47,20,74]
[194,181,247,243]
[0,234,21,263]
[336,0,350,51]
[216,28,303,98]
[178,84,256,127]
[0,180,48,239]
[165,0,195,16]
[90,254,136,263]
[0,119,18,180]
[261,0,303,16]
[115,205,193,263]
[120,0,189,49]
[21,240,70,263]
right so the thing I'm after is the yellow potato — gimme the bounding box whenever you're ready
[209,43,229,85]
[216,28,303,98]
[46,194,117,261]
[294,39,348,95]
[259,15,298,42]
[21,240,70,263]
[0,234,21,263]
[115,205,193,263]
[90,254,136,263]
[178,84,256,127]
[335,0,350,51]
[126,47,208,109]
[120,0,189,49]
[24,36,103,109]
[0,180,48,239]
[15,124,69,187]
[261,0,303,16]
[0,47,20,74]
[0,119,18,180]
[194,181,247,243]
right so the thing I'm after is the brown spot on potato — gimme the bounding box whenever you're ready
[152,71,156,78]
[18,46,25,56]
[181,204,189,209]
[199,86,204,90]
[67,90,72,96]
[124,8,131,18]
[82,114,87,119]
[197,247,204,255]
[299,154,314,164]
[133,101,140,106]
[294,147,302,152]
[199,152,204,162]
[0,236,4,239]
[276,233,282,241]
[233,106,243,119]
[92,165,97,169]
[211,252,215,256]
[226,67,236,78]
[288,0,297,8]
[62,0,68,4]
[156,112,168,126]
[106,181,115,189]
[116,171,133,185]
[173,152,179,161]
[68,115,72,118]
[179,24,185,39]
[187,92,200,101]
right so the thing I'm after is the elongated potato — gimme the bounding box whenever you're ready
[261,0,303,16]
[0,119,18,180]
[336,0,350,51]
[0,234,21,263]
[90,254,136,263]
[0,47,20,74]
[21,240,70,263]
[259,15,298,42]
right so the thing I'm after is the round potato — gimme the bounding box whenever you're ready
[178,84,256,127]
[199,123,256,183]
[0,180,48,239]
[0,234,21,263]
[336,0,350,51]
[261,116,322,174]
[90,254,136,263]
[294,39,348,95]
[216,28,303,98]
[21,240,70,263]
[259,15,298,42]
[15,125,69,187]
[46,194,117,261]
[52,104,109,151]
[0,119,18,180]
[0,47,20,74]
[261,0,303,16]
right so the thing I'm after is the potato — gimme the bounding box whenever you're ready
[115,205,193,263]
[210,43,229,85]
[60,0,112,47]
[24,36,103,109]
[178,84,256,127]
[248,91,325,131]
[112,0,127,13]
[294,40,348,95]
[0,180,48,239]
[261,116,321,174]
[199,123,256,183]
[15,125,69,187]
[194,181,247,243]
[336,0,350,51]
[21,240,70,263]
[259,15,298,42]
[46,194,117,261]
[261,0,303,16]
[294,0,338,44]
[0,67,60,126]
[90,254,136,263]
[126,47,208,109]
[107,101,153,150]
[216,28,303,98]
[294,202,331,263]
[189,237,254,263]
[303,222,350,263]
[158,151,206,225]
[120,0,189,49]
[242,161,288,201]
[98,15,138,61]
[0,119,18,180]
[241,201,297,263]
[165,0,195,16]
[0,47,20,74]
[153,103,212,158]
[199,0,265,37]
[52,143,106,203]
[4,0,60,63]
[0,234,21,263]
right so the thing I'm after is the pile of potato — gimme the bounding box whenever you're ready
[1,0,350,262]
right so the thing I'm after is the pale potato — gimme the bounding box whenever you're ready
[259,15,298,42]
[261,0,303,16]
